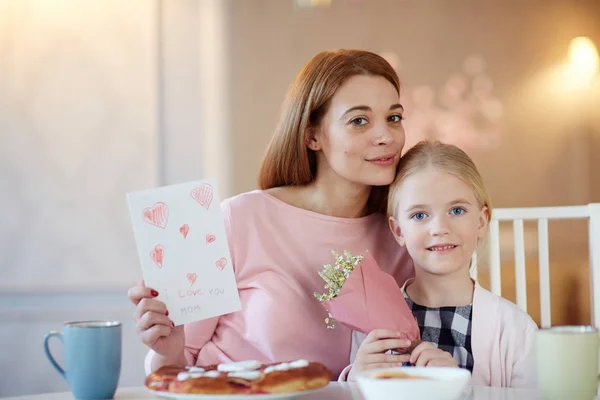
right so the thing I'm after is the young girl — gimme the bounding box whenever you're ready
[341,140,537,388]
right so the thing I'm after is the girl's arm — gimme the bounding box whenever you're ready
[338,330,367,381]
[510,318,538,388]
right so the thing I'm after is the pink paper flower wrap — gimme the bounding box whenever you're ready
[321,252,420,341]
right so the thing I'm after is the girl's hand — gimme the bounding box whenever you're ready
[348,329,411,380]
[409,341,458,368]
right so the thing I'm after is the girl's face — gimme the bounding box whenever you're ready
[308,75,405,189]
[389,166,488,277]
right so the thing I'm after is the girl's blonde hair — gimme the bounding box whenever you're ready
[387,140,492,220]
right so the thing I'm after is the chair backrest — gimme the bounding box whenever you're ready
[471,203,600,328]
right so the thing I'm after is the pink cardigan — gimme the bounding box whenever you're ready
[339,282,538,388]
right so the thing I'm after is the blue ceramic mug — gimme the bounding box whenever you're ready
[44,321,122,399]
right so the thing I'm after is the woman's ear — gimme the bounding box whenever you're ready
[388,216,406,247]
[305,126,321,151]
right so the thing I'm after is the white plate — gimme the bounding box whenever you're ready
[148,387,325,400]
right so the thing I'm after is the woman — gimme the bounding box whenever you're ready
[128,49,414,379]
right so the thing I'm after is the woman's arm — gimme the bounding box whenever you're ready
[143,317,220,374]
[183,316,220,363]
[145,348,187,375]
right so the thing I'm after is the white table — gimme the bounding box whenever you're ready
[1,382,545,400]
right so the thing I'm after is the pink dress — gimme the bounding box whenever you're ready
[180,190,414,378]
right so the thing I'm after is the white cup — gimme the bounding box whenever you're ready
[536,325,599,400]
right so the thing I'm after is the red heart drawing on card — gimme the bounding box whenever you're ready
[150,245,164,268]
[142,202,169,229]
[190,184,213,209]
[180,224,189,238]
[187,272,197,286]
[206,234,215,244]
[215,258,227,271]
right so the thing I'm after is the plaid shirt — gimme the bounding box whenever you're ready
[403,291,474,372]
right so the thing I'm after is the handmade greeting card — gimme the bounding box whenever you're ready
[127,179,241,325]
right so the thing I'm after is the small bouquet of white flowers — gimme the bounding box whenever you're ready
[313,251,364,329]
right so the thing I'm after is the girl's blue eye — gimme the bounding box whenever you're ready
[389,114,404,123]
[450,207,465,216]
[411,212,427,220]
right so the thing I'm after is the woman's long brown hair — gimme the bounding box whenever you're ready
[258,49,401,214]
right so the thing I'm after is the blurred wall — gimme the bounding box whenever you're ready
[0,0,227,395]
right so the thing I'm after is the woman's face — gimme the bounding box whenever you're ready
[309,75,406,188]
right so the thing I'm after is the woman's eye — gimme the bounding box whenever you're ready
[350,117,368,126]
[411,212,427,221]
[450,207,466,216]
[389,114,404,123]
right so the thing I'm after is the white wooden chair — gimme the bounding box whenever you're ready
[471,203,600,328]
